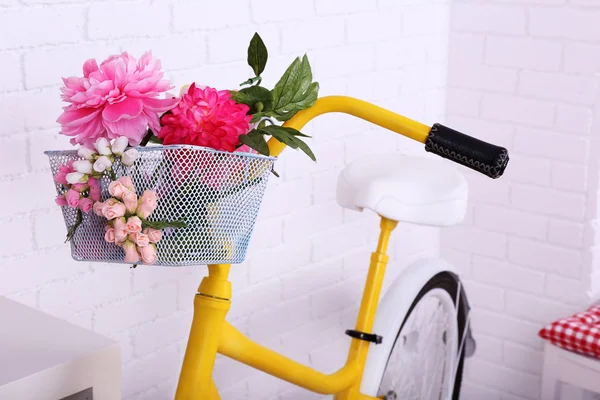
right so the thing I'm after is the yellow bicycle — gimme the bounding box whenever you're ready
[174,96,509,400]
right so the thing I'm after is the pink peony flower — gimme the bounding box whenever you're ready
[125,216,142,234]
[143,228,162,243]
[102,199,126,220]
[129,232,149,247]
[78,197,94,213]
[136,190,158,219]
[65,189,80,208]
[138,243,157,265]
[122,241,141,263]
[57,52,179,147]
[158,84,251,151]
[105,227,116,243]
[113,217,128,244]
[55,195,68,206]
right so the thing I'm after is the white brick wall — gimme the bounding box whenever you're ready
[0,1,447,399]
[446,1,600,399]
[4,0,595,398]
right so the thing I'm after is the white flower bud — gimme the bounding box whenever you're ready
[77,146,96,160]
[94,138,112,156]
[66,172,86,184]
[111,136,129,155]
[73,160,93,174]
[121,148,139,166]
[93,156,113,172]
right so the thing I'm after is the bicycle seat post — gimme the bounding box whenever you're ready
[338,217,398,399]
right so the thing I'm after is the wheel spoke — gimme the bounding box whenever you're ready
[378,288,461,400]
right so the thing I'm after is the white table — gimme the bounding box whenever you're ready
[541,341,600,400]
[0,297,121,399]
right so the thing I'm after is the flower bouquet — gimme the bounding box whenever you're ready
[45,33,318,267]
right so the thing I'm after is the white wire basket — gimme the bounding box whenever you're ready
[45,145,276,266]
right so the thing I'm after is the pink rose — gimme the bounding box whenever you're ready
[78,197,94,213]
[89,184,101,202]
[125,216,142,234]
[55,195,67,206]
[65,189,80,208]
[143,228,162,243]
[108,180,132,199]
[129,232,150,247]
[93,200,106,216]
[113,217,128,243]
[87,177,98,187]
[72,183,88,192]
[122,191,137,214]
[138,244,157,265]
[122,241,141,263]
[120,176,135,191]
[136,190,158,219]
[104,227,116,243]
[102,199,126,220]
[53,167,69,185]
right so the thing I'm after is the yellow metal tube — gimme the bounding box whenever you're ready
[218,322,361,394]
[175,264,232,400]
[268,96,431,157]
[336,218,398,400]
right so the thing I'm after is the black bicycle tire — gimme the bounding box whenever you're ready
[378,271,467,400]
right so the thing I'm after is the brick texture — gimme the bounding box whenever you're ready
[446,0,600,398]
[0,1,447,399]
[3,0,599,399]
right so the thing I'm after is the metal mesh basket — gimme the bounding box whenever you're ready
[45,145,275,266]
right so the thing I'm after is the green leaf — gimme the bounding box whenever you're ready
[269,55,319,121]
[250,112,266,123]
[247,32,268,77]
[258,125,316,161]
[238,130,270,157]
[259,128,297,149]
[289,135,316,161]
[230,86,273,114]
[148,135,163,144]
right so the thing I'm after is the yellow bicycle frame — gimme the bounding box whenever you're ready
[175,96,431,399]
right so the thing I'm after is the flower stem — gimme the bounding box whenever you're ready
[65,209,83,244]
[141,219,188,230]
[139,129,154,147]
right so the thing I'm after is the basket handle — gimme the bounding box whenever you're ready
[269,96,509,178]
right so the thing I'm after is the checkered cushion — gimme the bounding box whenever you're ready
[539,305,600,358]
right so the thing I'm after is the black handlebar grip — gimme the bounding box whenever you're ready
[425,123,509,179]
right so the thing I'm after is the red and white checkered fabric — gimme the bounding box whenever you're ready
[539,304,600,358]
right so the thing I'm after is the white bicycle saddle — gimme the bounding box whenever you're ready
[336,153,468,227]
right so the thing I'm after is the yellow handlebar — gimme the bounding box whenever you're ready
[267,96,431,157]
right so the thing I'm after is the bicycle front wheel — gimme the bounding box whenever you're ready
[376,272,467,400]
